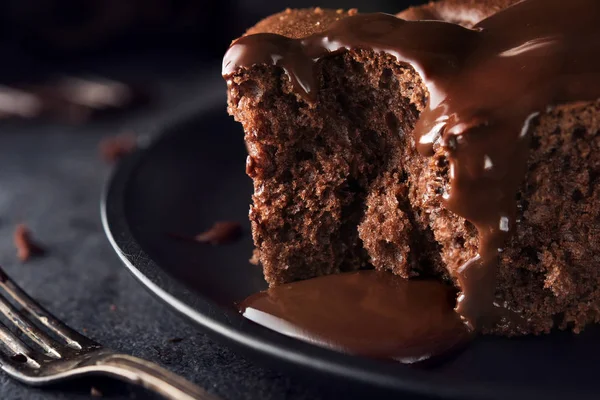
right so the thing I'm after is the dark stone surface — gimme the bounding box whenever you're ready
[0,57,335,400]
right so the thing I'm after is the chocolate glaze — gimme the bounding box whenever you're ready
[223,0,600,329]
[239,271,470,363]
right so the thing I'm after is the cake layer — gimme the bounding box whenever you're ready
[223,0,600,335]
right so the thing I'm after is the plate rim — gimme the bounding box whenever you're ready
[100,97,558,400]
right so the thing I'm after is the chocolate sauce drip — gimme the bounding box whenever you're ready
[239,271,470,363]
[223,0,600,329]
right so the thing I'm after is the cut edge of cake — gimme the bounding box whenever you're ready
[224,1,600,335]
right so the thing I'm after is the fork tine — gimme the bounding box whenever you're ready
[0,268,93,351]
[0,292,61,359]
[0,323,40,369]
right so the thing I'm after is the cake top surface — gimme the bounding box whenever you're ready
[222,0,600,330]
[399,0,521,27]
[245,8,357,39]
[243,0,523,39]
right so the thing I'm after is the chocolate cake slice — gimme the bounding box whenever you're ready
[223,0,600,335]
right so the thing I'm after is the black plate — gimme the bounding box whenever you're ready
[102,92,600,400]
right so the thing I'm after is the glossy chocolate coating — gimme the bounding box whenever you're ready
[224,0,600,329]
[239,271,470,362]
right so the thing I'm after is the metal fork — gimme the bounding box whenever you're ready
[0,267,219,400]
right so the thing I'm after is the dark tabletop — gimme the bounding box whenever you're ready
[0,52,343,400]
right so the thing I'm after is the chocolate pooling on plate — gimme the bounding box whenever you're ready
[239,271,470,363]
[223,0,600,329]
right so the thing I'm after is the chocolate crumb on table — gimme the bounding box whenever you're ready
[99,133,138,163]
[14,224,46,262]
[195,221,242,245]
[167,337,184,343]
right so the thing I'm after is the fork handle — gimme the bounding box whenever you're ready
[91,352,220,400]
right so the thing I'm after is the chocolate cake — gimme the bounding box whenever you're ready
[223,0,600,335]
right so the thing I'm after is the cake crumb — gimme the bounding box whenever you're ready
[99,133,137,163]
[314,7,323,14]
[195,221,242,245]
[91,387,103,397]
[14,224,46,262]
[250,249,261,265]
[348,8,358,16]
[336,9,344,14]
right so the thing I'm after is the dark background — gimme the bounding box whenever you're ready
[0,0,421,81]
[0,1,428,399]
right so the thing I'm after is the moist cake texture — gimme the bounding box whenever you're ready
[223,0,600,335]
